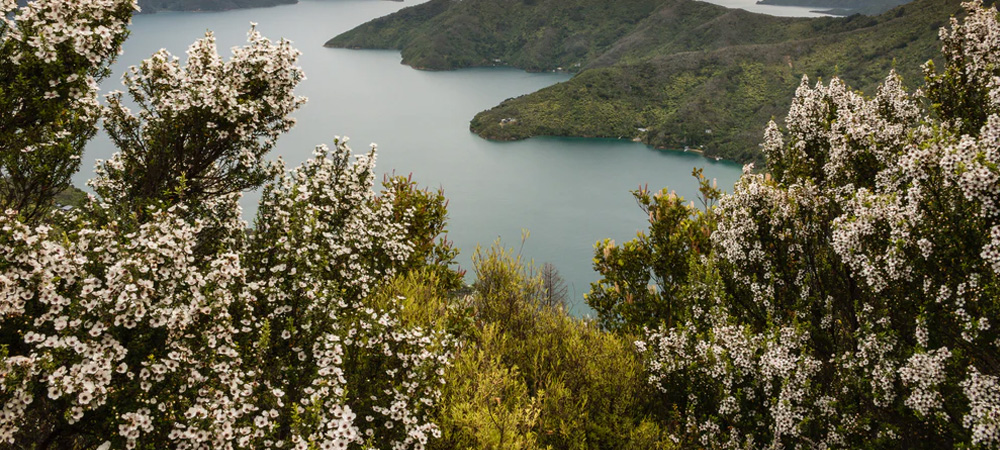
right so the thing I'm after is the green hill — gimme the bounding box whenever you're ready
[326,0,671,71]
[327,0,963,163]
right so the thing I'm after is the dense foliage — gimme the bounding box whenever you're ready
[1,0,134,223]
[589,1,1000,446]
[429,243,675,450]
[327,0,668,72]
[4,0,1000,448]
[0,2,461,446]
[330,0,959,163]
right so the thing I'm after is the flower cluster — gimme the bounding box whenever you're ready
[632,1,1000,447]
[1,2,453,444]
[0,0,135,222]
[98,24,306,208]
[963,369,1000,446]
[1,139,454,448]
[244,140,451,449]
[0,204,258,448]
[638,270,823,448]
[2,0,134,65]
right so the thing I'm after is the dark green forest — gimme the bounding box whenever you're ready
[329,0,961,163]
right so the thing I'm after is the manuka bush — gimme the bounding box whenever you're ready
[243,140,453,449]
[598,1,1000,447]
[0,1,458,446]
[0,142,457,449]
[0,0,135,222]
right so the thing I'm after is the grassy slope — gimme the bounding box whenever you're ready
[328,0,960,163]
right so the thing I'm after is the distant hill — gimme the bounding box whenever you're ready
[137,0,296,13]
[327,0,965,163]
[328,0,672,72]
[756,0,911,16]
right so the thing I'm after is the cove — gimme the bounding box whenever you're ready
[79,0,747,314]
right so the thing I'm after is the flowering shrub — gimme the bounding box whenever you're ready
[243,140,453,449]
[600,1,1000,447]
[0,202,259,448]
[98,24,305,213]
[1,140,455,449]
[0,0,456,444]
[0,0,135,222]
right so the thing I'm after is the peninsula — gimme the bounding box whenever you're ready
[327,0,957,163]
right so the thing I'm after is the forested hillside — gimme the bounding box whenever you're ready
[329,0,961,162]
[327,0,671,71]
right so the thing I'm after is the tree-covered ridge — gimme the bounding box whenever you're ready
[329,0,959,163]
[473,0,954,163]
[327,0,673,72]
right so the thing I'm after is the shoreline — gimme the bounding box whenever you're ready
[474,130,742,165]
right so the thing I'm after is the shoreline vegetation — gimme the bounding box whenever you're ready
[326,0,957,164]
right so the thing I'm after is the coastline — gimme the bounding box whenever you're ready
[473,129,742,165]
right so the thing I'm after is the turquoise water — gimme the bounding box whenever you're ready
[79,0,747,314]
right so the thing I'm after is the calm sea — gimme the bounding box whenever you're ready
[76,0,820,314]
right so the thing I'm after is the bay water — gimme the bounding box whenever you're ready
[77,0,768,314]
